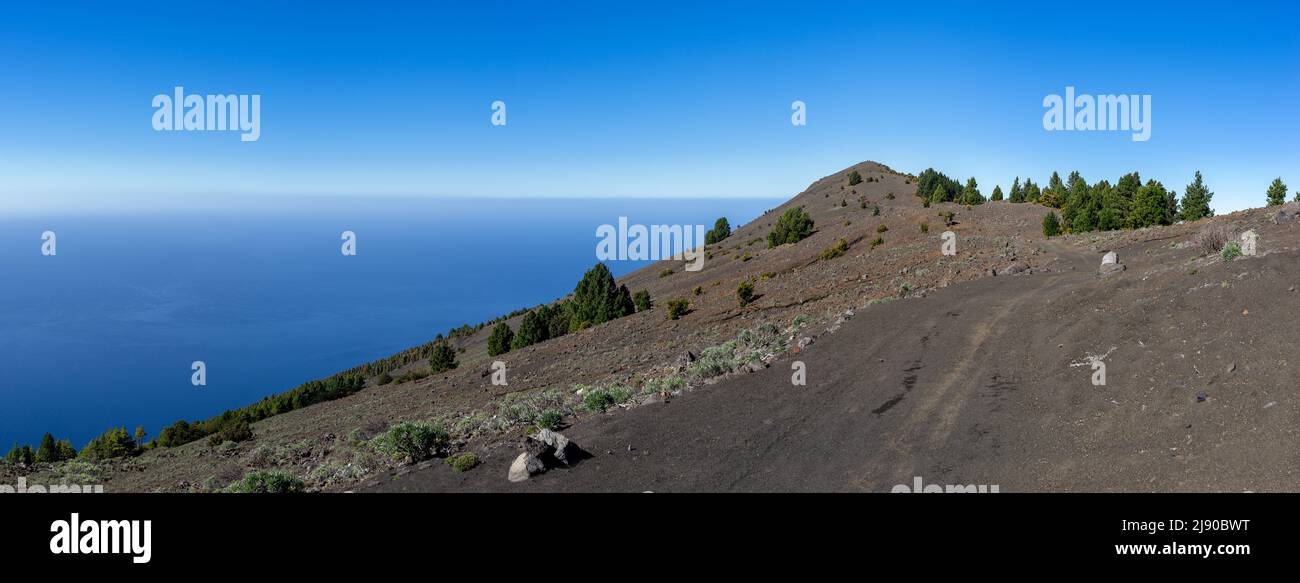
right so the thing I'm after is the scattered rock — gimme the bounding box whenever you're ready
[1098,251,1125,276]
[1196,391,1208,403]
[532,428,585,467]
[508,452,545,482]
[1226,363,1236,373]
[797,336,815,350]
[673,351,696,373]
[998,262,1028,276]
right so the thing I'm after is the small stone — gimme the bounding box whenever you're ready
[1196,391,1208,403]
[1227,363,1236,373]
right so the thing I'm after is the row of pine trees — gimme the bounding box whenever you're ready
[918,167,1231,233]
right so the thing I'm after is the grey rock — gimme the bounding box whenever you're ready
[531,428,584,467]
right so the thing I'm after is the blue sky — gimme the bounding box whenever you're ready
[1,0,1297,213]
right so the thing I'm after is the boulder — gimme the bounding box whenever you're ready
[531,429,585,467]
[508,452,545,482]
[1098,252,1124,276]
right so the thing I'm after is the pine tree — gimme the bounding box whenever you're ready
[1178,171,1214,221]
[511,310,548,349]
[35,433,58,464]
[1008,177,1023,203]
[428,341,458,373]
[1042,171,1065,208]
[1023,179,1041,204]
[1266,177,1288,206]
[960,177,984,205]
[1131,179,1171,228]
[766,206,815,247]
[990,185,1004,201]
[1115,172,1142,228]
[1042,212,1062,237]
[487,323,514,356]
[568,263,634,331]
[704,217,731,244]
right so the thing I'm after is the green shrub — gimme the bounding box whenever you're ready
[876,224,889,233]
[226,470,305,493]
[885,192,895,200]
[207,420,253,447]
[870,236,884,248]
[692,286,703,296]
[872,206,881,216]
[920,223,929,233]
[429,342,458,373]
[667,298,690,320]
[819,238,849,260]
[446,452,480,472]
[536,409,563,430]
[659,268,674,278]
[767,206,815,247]
[691,342,740,378]
[1221,241,1242,261]
[373,421,449,463]
[583,388,616,412]
[737,280,756,306]
[848,170,863,186]
[633,289,652,312]
[487,323,514,356]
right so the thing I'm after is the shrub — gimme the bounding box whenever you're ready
[922,198,931,208]
[429,342,458,373]
[920,223,929,233]
[819,238,849,260]
[736,280,756,307]
[691,342,740,378]
[941,211,956,226]
[1042,212,1062,237]
[667,298,690,320]
[870,236,884,249]
[1221,241,1242,261]
[373,421,449,463]
[876,224,889,233]
[1192,224,1232,256]
[872,206,881,216]
[446,452,480,472]
[583,388,616,412]
[536,409,563,430]
[767,206,815,247]
[487,323,514,356]
[226,470,305,493]
[633,289,652,312]
[206,420,253,447]
[4,444,34,466]
[848,170,863,185]
[692,286,703,296]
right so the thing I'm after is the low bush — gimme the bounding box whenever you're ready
[446,452,480,472]
[373,421,449,463]
[667,298,690,320]
[633,289,652,312]
[737,280,756,307]
[819,238,849,260]
[1193,224,1233,256]
[1221,240,1242,261]
[225,470,305,493]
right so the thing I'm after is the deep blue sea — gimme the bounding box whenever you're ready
[0,197,776,449]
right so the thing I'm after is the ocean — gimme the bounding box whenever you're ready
[0,197,777,449]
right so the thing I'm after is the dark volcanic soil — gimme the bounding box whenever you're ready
[375,225,1300,492]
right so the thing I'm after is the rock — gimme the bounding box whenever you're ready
[1099,262,1125,276]
[531,428,585,467]
[508,452,545,482]
[798,336,815,350]
[999,262,1028,276]
[1101,251,1118,265]
[1227,363,1237,373]
[1196,391,1208,403]
[1273,209,1295,225]
[673,351,697,373]
[743,360,767,373]
[642,392,665,405]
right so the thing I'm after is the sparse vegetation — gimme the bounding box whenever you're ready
[667,298,690,320]
[737,280,756,306]
[1192,224,1233,256]
[206,420,253,447]
[225,470,305,493]
[428,341,458,373]
[870,236,884,248]
[920,223,929,233]
[876,224,888,233]
[633,289,652,312]
[536,409,563,430]
[819,238,849,260]
[1221,241,1242,262]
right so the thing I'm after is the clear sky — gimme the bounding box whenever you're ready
[1,1,1297,213]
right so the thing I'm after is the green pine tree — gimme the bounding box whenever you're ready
[487,323,514,356]
[1266,177,1288,206]
[1178,171,1214,221]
